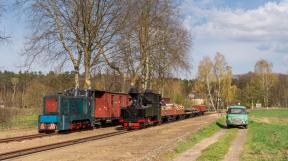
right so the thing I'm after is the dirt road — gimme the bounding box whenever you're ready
[173,129,227,161]
[222,129,248,161]
[172,126,248,161]
[6,114,218,161]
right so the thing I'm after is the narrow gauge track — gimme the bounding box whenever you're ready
[0,128,96,144]
[0,133,57,144]
[0,113,210,144]
[0,130,129,160]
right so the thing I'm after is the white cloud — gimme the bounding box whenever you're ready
[182,1,288,41]
[180,0,288,75]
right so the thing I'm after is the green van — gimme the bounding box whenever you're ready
[226,105,248,129]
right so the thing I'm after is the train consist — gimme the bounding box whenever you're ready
[120,88,207,129]
[38,88,207,132]
[38,88,129,133]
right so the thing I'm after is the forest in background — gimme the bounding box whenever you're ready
[1,57,288,129]
[1,62,287,111]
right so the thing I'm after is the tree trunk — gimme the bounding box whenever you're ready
[84,51,91,89]
[12,85,16,103]
[21,88,25,108]
[206,78,215,111]
[143,53,150,90]
[74,66,80,89]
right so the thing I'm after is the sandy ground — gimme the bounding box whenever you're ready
[0,126,120,154]
[173,129,227,161]
[222,129,248,161]
[0,128,38,139]
[5,114,219,161]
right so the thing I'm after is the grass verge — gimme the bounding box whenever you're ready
[196,128,238,161]
[250,108,288,118]
[241,109,288,161]
[0,108,39,130]
[175,117,226,154]
[158,116,226,160]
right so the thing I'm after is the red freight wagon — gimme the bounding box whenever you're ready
[94,91,130,125]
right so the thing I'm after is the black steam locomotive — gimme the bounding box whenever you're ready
[120,88,161,129]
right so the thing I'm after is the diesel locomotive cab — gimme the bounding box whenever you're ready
[120,88,161,129]
[38,89,94,133]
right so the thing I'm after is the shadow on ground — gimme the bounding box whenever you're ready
[216,122,227,129]
[216,122,246,129]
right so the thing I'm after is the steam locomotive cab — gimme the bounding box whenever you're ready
[120,88,161,129]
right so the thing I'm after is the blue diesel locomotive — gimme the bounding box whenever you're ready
[38,89,93,133]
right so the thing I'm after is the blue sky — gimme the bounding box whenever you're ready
[0,0,287,79]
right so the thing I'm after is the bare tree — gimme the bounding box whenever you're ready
[11,77,19,103]
[0,2,10,41]
[23,0,128,89]
[104,0,191,90]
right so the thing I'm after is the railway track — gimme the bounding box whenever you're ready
[0,127,96,144]
[0,130,129,160]
[0,133,56,144]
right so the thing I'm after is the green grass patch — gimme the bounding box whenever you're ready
[196,128,238,161]
[241,120,288,161]
[250,109,288,118]
[0,108,39,130]
[250,108,288,125]
[9,113,38,129]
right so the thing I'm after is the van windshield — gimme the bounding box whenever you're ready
[228,108,246,114]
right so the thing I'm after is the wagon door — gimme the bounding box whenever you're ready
[94,92,109,118]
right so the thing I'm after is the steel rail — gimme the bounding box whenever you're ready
[0,133,56,144]
[0,130,129,160]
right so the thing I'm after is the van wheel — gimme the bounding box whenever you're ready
[244,125,248,129]
[227,125,230,129]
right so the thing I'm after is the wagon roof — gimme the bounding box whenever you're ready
[90,89,129,95]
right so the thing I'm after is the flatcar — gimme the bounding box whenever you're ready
[38,88,129,133]
[120,88,202,129]
[192,105,207,115]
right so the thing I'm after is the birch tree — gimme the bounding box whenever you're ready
[254,59,274,108]
[198,53,233,110]
[198,57,215,110]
